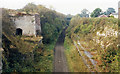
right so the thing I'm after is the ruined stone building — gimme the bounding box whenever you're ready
[10,12,41,37]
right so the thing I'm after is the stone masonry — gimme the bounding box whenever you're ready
[10,13,41,37]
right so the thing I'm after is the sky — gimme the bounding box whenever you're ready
[0,0,120,15]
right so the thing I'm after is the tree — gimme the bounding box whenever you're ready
[81,9,89,14]
[17,3,67,43]
[23,3,37,13]
[80,9,89,17]
[90,8,102,17]
[106,8,116,15]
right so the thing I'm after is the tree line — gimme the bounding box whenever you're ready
[67,8,116,18]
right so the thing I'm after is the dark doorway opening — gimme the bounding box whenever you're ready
[36,30,40,36]
[16,28,22,35]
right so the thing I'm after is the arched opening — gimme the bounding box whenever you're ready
[16,28,22,35]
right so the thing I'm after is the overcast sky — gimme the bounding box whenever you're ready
[0,0,120,15]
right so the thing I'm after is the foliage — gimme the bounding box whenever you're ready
[101,44,118,72]
[106,8,116,15]
[18,3,67,44]
[64,35,89,72]
[2,3,67,72]
[90,8,102,17]
[2,10,40,72]
[33,42,55,72]
[65,16,118,72]
[80,9,89,17]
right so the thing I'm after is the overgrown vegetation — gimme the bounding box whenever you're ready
[64,35,89,72]
[2,9,35,72]
[17,3,67,44]
[65,16,118,72]
[2,3,67,72]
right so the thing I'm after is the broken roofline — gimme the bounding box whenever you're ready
[9,12,39,17]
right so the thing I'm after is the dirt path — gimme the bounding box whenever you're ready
[53,27,69,72]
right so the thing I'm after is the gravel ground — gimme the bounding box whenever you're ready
[53,27,69,72]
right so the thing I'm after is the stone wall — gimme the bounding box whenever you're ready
[35,14,41,36]
[12,14,41,36]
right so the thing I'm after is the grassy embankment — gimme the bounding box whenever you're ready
[64,16,118,72]
[31,30,61,72]
[2,8,64,72]
[21,36,54,72]
[2,34,57,72]
[2,2,67,72]
[64,35,89,72]
[2,27,62,72]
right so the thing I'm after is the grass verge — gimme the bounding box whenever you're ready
[64,36,89,72]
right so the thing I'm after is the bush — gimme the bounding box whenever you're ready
[66,17,118,72]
